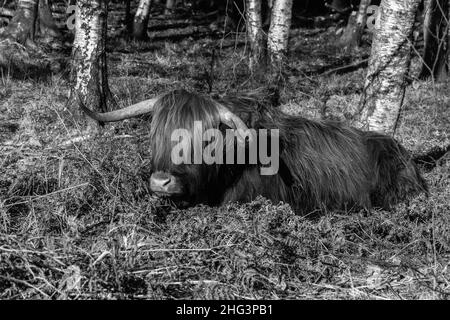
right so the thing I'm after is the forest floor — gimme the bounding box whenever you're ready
[0,24,449,299]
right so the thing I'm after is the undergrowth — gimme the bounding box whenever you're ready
[0,26,449,300]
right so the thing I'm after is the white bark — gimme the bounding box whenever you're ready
[246,0,264,71]
[267,0,293,67]
[135,0,152,23]
[72,0,111,113]
[359,0,421,134]
[133,0,152,39]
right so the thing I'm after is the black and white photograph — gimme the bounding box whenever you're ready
[0,0,449,302]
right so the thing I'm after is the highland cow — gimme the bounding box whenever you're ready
[80,89,428,214]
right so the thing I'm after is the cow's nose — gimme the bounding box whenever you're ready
[150,171,184,196]
[150,171,172,189]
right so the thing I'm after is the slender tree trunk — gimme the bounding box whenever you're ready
[262,0,273,29]
[38,0,62,41]
[339,0,371,50]
[165,0,176,15]
[133,0,152,40]
[246,0,265,73]
[72,0,114,115]
[419,0,449,81]
[1,0,38,45]
[125,0,132,34]
[448,0,450,70]
[267,0,293,70]
[358,0,421,134]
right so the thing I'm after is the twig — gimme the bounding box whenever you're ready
[320,58,369,76]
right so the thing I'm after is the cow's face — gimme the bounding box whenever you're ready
[149,91,225,205]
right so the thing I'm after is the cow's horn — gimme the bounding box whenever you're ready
[79,96,160,123]
[215,102,254,144]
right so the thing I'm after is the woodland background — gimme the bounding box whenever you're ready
[0,0,448,299]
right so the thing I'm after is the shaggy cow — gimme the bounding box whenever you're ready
[80,89,428,214]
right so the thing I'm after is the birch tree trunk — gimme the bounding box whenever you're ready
[358,0,421,134]
[419,0,449,81]
[246,0,265,72]
[0,0,38,44]
[133,0,152,40]
[71,0,114,115]
[339,0,371,51]
[267,0,293,72]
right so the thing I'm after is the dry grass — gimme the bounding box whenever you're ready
[0,27,449,300]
